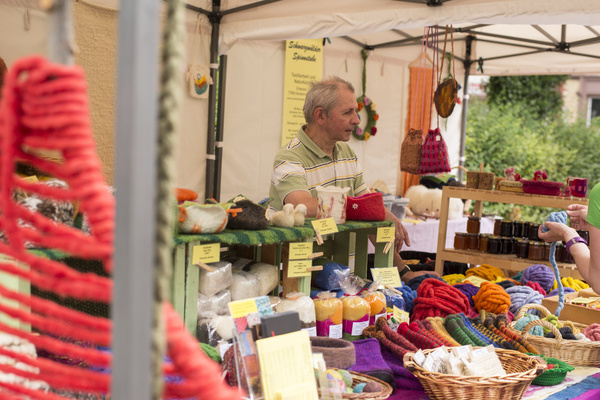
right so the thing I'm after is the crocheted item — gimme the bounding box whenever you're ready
[443,273,465,285]
[529,354,574,386]
[582,323,600,341]
[525,281,547,296]
[505,286,544,315]
[397,322,440,349]
[465,264,505,281]
[406,274,445,291]
[309,336,356,369]
[452,282,479,308]
[521,264,555,293]
[411,279,471,321]
[473,281,511,314]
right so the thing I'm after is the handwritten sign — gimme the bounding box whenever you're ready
[376,227,395,243]
[289,242,313,260]
[288,259,312,278]
[311,218,338,235]
[192,243,220,264]
[393,306,409,323]
[371,267,402,287]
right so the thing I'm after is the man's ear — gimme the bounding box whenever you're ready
[314,107,325,125]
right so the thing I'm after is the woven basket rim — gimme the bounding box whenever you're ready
[322,369,393,400]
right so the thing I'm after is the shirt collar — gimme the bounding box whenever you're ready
[298,126,337,160]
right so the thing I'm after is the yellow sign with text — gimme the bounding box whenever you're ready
[192,243,220,264]
[289,242,313,260]
[393,306,410,323]
[371,267,402,287]
[311,218,338,235]
[376,227,395,243]
[228,298,259,319]
[288,259,313,278]
[280,39,323,146]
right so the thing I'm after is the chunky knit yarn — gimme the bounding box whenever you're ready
[443,274,465,285]
[465,264,505,281]
[406,274,445,291]
[525,281,547,296]
[560,277,590,291]
[396,284,416,313]
[496,280,517,290]
[582,324,600,341]
[512,314,544,336]
[521,264,555,293]
[473,281,511,314]
[545,326,577,340]
[546,286,575,297]
[452,282,479,308]
[411,278,471,321]
[505,285,544,315]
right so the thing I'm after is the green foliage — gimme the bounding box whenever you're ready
[465,98,600,223]
[484,75,569,121]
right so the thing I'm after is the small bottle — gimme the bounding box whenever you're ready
[501,236,514,254]
[513,221,525,238]
[528,223,540,241]
[467,216,481,234]
[493,218,502,236]
[543,242,551,261]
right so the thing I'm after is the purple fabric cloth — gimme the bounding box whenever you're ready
[380,345,424,391]
[348,338,395,388]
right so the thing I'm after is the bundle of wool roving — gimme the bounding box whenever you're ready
[521,264,555,293]
[452,282,479,308]
[465,264,504,281]
[411,278,471,321]
[473,281,511,314]
[505,285,544,315]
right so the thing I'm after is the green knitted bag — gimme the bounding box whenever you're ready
[528,354,574,386]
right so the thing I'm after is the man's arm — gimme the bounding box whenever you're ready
[284,191,318,218]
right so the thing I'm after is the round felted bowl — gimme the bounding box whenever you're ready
[528,354,574,386]
[310,336,356,369]
[520,180,564,196]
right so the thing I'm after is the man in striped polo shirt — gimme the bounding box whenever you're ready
[269,77,433,282]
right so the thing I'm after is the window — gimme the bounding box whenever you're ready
[587,96,600,126]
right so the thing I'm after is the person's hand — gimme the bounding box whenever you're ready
[384,206,410,252]
[538,221,579,244]
[402,269,440,283]
[567,204,590,231]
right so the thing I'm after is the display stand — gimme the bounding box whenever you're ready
[434,186,589,277]
[173,219,394,335]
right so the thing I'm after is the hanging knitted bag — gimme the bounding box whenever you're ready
[418,127,451,175]
[433,25,459,118]
[400,128,423,175]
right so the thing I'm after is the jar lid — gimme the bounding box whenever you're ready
[456,232,468,236]
[468,216,481,220]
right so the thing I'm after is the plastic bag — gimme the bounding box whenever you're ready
[198,261,232,297]
[275,291,316,336]
[229,269,260,301]
[339,276,370,341]
[313,291,343,338]
[314,262,351,291]
[361,281,387,325]
[248,262,279,296]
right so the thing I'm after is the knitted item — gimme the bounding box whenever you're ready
[421,319,457,346]
[408,321,446,348]
[465,264,505,281]
[363,318,418,361]
[525,281,547,296]
[452,282,479,308]
[513,314,544,336]
[458,313,495,346]
[348,338,394,387]
[375,316,418,352]
[426,317,461,346]
[395,284,416,313]
[443,273,465,285]
[200,343,221,363]
[406,274,445,291]
[582,323,600,341]
[397,322,440,349]
[521,264,555,293]
[469,317,517,350]
[411,278,471,321]
[444,314,482,346]
[505,286,544,315]
[309,336,356,369]
[473,281,511,314]
[481,316,529,353]
[492,314,539,354]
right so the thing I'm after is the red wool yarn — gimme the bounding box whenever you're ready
[582,323,600,341]
[411,278,471,321]
[525,280,547,296]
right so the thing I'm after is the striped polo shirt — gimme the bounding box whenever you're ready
[269,127,366,212]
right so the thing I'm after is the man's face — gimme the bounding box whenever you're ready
[322,87,360,142]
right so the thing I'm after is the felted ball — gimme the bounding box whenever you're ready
[326,369,343,381]
[473,281,511,314]
[353,382,366,393]
[521,264,555,293]
[314,293,344,325]
[337,369,353,388]
[465,264,505,281]
[363,381,382,393]
[342,296,370,321]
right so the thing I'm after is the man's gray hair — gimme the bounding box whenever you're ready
[303,77,355,123]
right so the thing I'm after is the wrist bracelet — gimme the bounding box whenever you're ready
[565,236,587,254]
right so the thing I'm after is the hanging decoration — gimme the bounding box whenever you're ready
[352,49,379,141]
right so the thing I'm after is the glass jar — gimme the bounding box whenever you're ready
[467,233,480,250]
[515,239,529,258]
[528,223,540,241]
[528,241,545,260]
[513,221,525,238]
[454,232,469,250]
[500,219,514,237]
[543,242,551,261]
[556,242,567,263]
[501,236,514,254]
[479,234,490,252]
[487,236,502,254]
[577,230,590,243]
[467,216,481,234]
[493,218,502,236]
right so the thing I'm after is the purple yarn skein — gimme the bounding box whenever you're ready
[506,285,544,315]
[546,286,576,297]
[452,283,479,307]
[521,264,555,293]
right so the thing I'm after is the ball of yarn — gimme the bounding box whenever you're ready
[411,279,470,321]
[525,281,547,296]
[513,314,543,336]
[473,281,511,314]
[396,284,416,313]
[542,211,568,233]
[505,286,544,315]
[582,323,600,341]
[521,264,555,293]
[496,280,516,290]
[545,326,577,340]
[546,286,575,297]
[452,283,479,307]
[465,264,505,281]
[406,274,445,291]
[443,274,465,285]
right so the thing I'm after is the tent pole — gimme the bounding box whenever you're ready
[214,54,227,201]
[458,35,474,182]
[204,1,221,200]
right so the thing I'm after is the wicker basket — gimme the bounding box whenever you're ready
[509,304,600,367]
[321,370,393,400]
[403,348,544,400]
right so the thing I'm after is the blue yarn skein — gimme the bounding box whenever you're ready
[396,284,416,313]
[542,211,568,317]
[505,286,544,315]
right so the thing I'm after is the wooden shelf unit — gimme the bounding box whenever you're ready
[434,186,589,277]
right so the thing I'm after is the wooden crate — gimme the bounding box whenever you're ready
[542,288,600,326]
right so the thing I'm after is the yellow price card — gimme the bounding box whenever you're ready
[393,306,410,323]
[376,227,395,243]
[311,218,338,235]
[463,275,488,287]
[192,243,220,264]
[289,242,313,260]
[288,259,312,278]
[228,298,259,319]
[371,267,402,287]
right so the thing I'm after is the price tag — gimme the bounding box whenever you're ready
[371,267,402,287]
[462,275,488,287]
[228,298,258,319]
[288,259,312,278]
[311,218,338,235]
[192,243,220,264]
[393,305,409,323]
[20,175,39,183]
[289,242,313,260]
[376,227,394,243]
